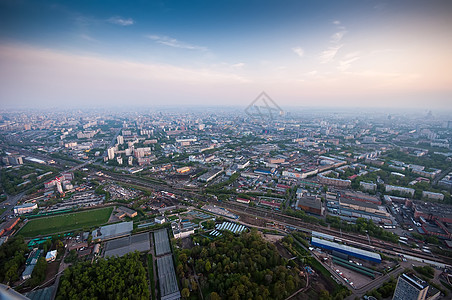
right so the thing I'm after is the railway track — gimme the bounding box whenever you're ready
[220,201,452,265]
[92,169,452,265]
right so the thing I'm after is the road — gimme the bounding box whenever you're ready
[433,166,452,186]
[67,160,94,172]
[1,192,25,220]
[347,266,403,299]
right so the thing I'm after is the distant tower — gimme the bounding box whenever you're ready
[107,147,115,160]
[117,135,124,145]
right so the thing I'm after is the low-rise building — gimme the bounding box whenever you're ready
[422,191,444,201]
[13,203,38,215]
[198,167,223,182]
[412,168,442,179]
[360,181,377,192]
[155,216,166,224]
[385,185,415,197]
[297,197,324,216]
[45,250,57,262]
[117,207,138,218]
[317,171,351,187]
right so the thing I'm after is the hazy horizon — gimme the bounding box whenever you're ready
[1,0,451,110]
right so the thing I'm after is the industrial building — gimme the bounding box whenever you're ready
[412,200,452,238]
[156,255,180,300]
[297,196,324,216]
[253,168,276,176]
[92,221,133,241]
[340,191,381,205]
[215,222,247,234]
[116,206,138,218]
[198,167,223,182]
[154,229,171,256]
[326,196,392,224]
[104,232,151,258]
[311,237,381,263]
[0,217,20,237]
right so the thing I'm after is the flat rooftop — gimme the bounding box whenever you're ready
[157,255,180,300]
[154,229,171,256]
[311,237,381,261]
[92,221,133,241]
[104,232,151,258]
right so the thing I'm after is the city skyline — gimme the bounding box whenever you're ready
[0,0,451,109]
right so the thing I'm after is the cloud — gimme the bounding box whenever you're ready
[318,20,347,64]
[147,35,208,51]
[319,45,343,63]
[108,16,134,26]
[338,56,360,71]
[292,47,304,58]
[79,34,97,42]
[331,31,347,43]
[231,62,245,69]
[0,44,254,108]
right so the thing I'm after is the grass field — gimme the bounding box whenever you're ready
[18,207,113,238]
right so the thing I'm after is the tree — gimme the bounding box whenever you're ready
[57,252,149,299]
[210,292,221,300]
[319,290,330,300]
[181,288,190,299]
[30,257,47,287]
[205,260,212,272]
[0,236,28,283]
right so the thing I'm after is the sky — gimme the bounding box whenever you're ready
[0,0,451,110]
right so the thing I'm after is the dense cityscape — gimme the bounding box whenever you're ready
[0,107,451,299]
[1,0,452,299]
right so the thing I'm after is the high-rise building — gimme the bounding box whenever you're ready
[107,147,115,160]
[56,178,63,194]
[392,273,429,300]
[117,135,124,145]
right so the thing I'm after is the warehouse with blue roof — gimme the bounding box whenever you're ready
[311,237,381,263]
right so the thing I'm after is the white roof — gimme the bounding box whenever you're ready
[46,250,57,259]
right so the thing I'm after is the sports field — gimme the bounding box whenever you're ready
[18,207,113,238]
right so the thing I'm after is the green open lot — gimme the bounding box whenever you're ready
[18,207,113,238]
